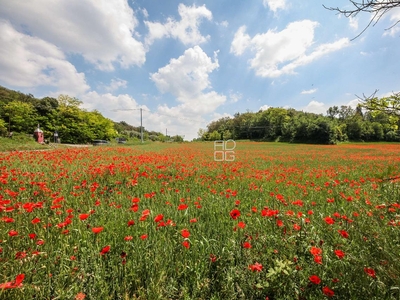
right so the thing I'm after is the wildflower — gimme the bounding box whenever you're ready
[92,227,104,234]
[334,249,345,259]
[177,204,188,210]
[182,240,190,249]
[310,246,322,256]
[154,214,163,223]
[248,262,263,272]
[75,292,86,300]
[124,236,133,241]
[364,267,376,278]
[309,275,321,285]
[31,217,41,224]
[322,286,334,297]
[79,214,89,221]
[324,216,335,225]
[242,242,252,249]
[127,220,135,227]
[140,234,148,240]
[314,255,323,264]
[293,224,301,231]
[237,221,246,229]
[230,209,241,220]
[100,245,110,256]
[338,230,349,238]
[181,229,190,238]
[0,274,24,289]
[8,230,18,237]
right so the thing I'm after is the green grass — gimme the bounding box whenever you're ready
[0,142,399,299]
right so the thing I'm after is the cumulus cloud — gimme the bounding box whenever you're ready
[303,100,326,114]
[231,20,350,78]
[0,20,89,95]
[349,16,359,30]
[263,0,287,12]
[145,4,212,46]
[105,78,127,92]
[0,0,146,71]
[259,104,271,111]
[150,46,226,140]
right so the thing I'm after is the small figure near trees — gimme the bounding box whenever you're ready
[8,131,13,138]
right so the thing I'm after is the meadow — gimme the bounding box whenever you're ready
[0,142,399,299]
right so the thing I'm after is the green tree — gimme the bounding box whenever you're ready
[2,101,37,133]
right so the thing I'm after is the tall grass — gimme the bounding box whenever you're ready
[0,142,399,299]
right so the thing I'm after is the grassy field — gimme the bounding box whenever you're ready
[0,141,399,299]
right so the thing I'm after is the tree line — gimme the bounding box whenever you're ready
[0,86,168,144]
[198,94,400,144]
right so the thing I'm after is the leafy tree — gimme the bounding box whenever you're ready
[2,101,37,133]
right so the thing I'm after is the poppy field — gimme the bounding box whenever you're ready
[0,142,400,299]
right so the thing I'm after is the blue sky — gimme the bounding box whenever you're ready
[0,0,399,140]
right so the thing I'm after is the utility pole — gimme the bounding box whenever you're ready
[140,108,143,143]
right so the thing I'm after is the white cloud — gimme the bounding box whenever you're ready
[218,20,229,27]
[150,46,226,140]
[230,26,251,56]
[229,91,242,103]
[260,104,271,111]
[105,78,127,92]
[263,0,287,12]
[0,20,89,95]
[231,20,350,78]
[145,4,212,46]
[0,0,146,71]
[151,46,221,101]
[303,100,326,114]
[349,16,359,30]
[301,88,317,94]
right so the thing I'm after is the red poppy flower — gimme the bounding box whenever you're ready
[29,233,37,239]
[140,234,148,240]
[248,262,263,272]
[8,230,18,237]
[92,227,104,234]
[177,204,188,210]
[334,249,345,259]
[230,209,241,220]
[189,218,197,223]
[237,221,246,229]
[31,217,41,224]
[0,274,25,289]
[242,242,252,249]
[322,286,334,297]
[154,214,163,223]
[293,224,301,231]
[324,216,335,225]
[338,230,349,238]
[100,245,110,255]
[314,255,323,265]
[310,246,322,256]
[127,220,135,227]
[364,267,376,278]
[276,219,284,227]
[309,275,321,285]
[182,240,190,249]
[79,214,89,221]
[181,229,190,239]
[124,236,133,241]
[75,292,86,300]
